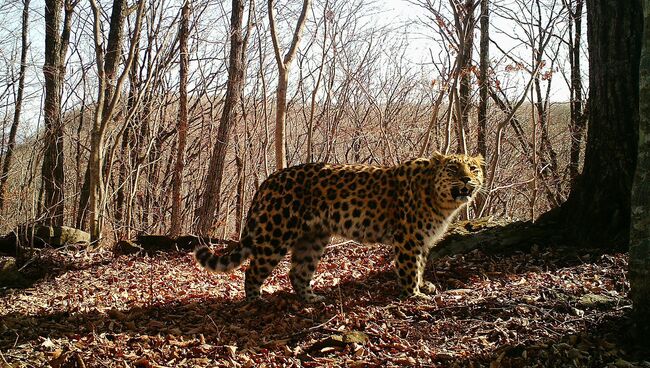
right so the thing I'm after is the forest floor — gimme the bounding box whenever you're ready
[0,240,647,367]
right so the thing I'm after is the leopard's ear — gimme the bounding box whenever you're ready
[473,153,485,166]
[431,151,446,163]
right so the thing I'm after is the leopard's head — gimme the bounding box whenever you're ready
[433,153,485,208]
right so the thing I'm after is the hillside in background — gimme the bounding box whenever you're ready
[0,0,587,242]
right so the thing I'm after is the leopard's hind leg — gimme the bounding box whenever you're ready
[289,233,330,303]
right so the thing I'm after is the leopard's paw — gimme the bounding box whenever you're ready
[420,281,438,294]
[399,289,432,301]
[411,291,432,301]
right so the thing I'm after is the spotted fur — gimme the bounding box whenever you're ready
[195,152,484,302]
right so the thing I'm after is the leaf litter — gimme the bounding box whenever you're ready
[0,243,647,367]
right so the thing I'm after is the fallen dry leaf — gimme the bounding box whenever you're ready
[0,245,646,366]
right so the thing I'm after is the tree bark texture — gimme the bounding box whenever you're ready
[113,52,140,237]
[234,152,246,236]
[456,0,474,154]
[568,0,586,185]
[429,218,563,261]
[41,0,72,227]
[171,0,191,237]
[268,0,311,170]
[629,0,650,334]
[550,0,642,248]
[78,0,127,232]
[477,0,489,159]
[274,70,289,169]
[195,0,245,235]
[87,0,144,243]
[87,0,126,242]
[0,0,30,212]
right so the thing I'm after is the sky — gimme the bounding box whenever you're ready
[1,0,585,138]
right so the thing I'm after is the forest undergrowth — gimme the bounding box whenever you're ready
[0,240,646,367]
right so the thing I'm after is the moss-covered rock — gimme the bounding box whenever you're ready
[51,226,90,246]
[577,293,618,309]
[0,257,29,288]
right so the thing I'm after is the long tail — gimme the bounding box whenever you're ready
[194,242,252,273]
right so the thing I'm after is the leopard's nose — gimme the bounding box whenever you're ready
[460,176,471,184]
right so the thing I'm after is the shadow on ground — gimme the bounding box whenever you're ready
[0,239,642,366]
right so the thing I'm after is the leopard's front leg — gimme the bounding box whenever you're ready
[417,246,437,294]
[393,233,430,300]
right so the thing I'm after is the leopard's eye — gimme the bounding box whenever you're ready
[469,165,478,172]
[447,163,459,172]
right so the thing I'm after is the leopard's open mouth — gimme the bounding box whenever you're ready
[451,186,473,202]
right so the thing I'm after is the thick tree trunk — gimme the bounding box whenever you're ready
[170,0,191,237]
[103,0,126,86]
[546,0,642,248]
[195,0,245,235]
[0,0,30,212]
[629,0,650,334]
[41,0,72,227]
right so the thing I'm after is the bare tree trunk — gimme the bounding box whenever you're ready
[114,51,139,239]
[170,0,191,237]
[87,0,144,243]
[41,0,73,227]
[79,0,128,233]
[472,0,489,215]
[306,2,330,163]
[268,0,311,170]
[274,69,289,168]
[545,0,642,248]
[195,0,245,235]
[567,0,586,185]
[629,0,650,334]
[0,0,30,212]
[456,0,475,154]
[87,0,125,242]
[103,0,127,110]
[234,150,246,236]
[73,74,87,223]
[477,0,488,159]
[534,76,560,195]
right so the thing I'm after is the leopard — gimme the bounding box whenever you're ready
[195,152,484,302]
